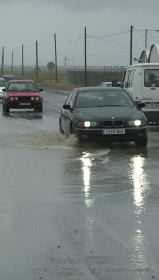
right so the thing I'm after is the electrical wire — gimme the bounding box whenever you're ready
[87,30,129,40]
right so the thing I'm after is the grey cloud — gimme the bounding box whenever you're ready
[1,0,159,11]
[39,0,159,12]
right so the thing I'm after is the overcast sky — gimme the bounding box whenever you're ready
[1,0,159,67]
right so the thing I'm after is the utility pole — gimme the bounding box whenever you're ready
[145,29,148,50]
[1,47,5,75]
[54,33,58,82]
[84,26,87,86]
[35,40,39,81]
[22,44,24,76]
[130,25,133,65]
[11,49,14,73]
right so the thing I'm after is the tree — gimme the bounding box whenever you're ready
[47,61,55,71]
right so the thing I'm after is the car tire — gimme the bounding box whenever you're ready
[35,105,43,117]
[2,104,9,116]
[59,118,64,134]
[77,134,88,143]
[78,136,84,143]
[135,136,147,147]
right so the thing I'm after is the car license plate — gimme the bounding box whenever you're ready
[103,128,125,135]
[20,102,31,105]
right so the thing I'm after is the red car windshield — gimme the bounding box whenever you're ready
[7,82,38,92]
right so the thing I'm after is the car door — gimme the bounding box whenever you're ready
[61,91,76,135]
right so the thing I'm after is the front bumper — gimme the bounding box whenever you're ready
[74,127,147,142]
[6,100,42,110]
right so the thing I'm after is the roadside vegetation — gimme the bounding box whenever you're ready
[2,66,125,91]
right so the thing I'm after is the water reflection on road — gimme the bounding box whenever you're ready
[129,155,149,210]
[80,152,94,208]
[129,155,148,274]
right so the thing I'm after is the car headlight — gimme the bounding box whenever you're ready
[78,121,98,128]
[84,121,91,128]
[128,120,144,127]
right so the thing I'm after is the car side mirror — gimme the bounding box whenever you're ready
[2,88,6,92]
[136,101,145,109]
[63,104,72,110]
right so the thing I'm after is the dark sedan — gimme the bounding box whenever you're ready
[59,87,148,146]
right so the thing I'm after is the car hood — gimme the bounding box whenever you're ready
[74,106,146,121]
[7,91,41,97]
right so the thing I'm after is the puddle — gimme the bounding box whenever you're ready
[16,132,78,150]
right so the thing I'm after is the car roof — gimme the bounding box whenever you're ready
[101,81,112,84]
[127,63,159,69]
[8,80,34,83]
[75,86,124,92]
[2,74,15,77]
[2,75,16,80]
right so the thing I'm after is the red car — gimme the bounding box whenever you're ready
[2,80,43,116]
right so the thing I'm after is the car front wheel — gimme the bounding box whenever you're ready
[2,104,9,116]
[135,136,148,147]
[59,118,64,134]
[35,104,43,113]
[34,104,43,118]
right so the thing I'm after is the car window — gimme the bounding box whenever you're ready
[7,82,38,92]
[65,91,76,107]
[65,93,73,105]
[75,89,134,108]
[144,69,159,87]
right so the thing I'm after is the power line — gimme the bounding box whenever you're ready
[135,28,159,32]
[149,32,159,45]
[87,30,129,40]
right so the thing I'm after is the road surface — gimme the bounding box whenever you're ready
[0,90,159,280]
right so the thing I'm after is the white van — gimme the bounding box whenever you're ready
[123,63,159,125]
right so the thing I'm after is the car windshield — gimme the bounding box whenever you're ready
[0,79,6,87]
[7,82,38,92]
[75,89,133,108]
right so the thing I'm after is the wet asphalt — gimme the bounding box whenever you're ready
[0,90,159,279]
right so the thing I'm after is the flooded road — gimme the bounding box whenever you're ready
[0,90,159,279]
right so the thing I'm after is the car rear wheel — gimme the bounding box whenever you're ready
[135,136,148,147]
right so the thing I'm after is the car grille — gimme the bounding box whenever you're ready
[98,120,126,128]
[17,96,31,102]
